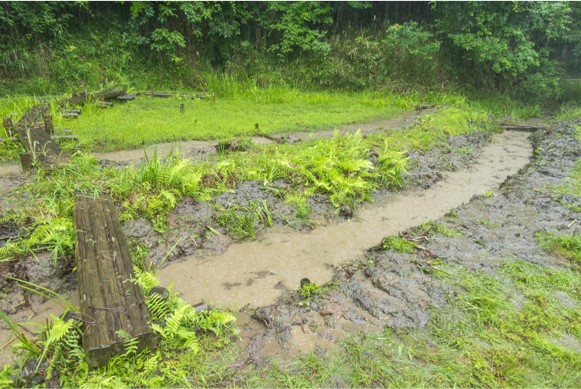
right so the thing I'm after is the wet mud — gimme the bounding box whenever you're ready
[5,114,570,370]
[154,129,532,311]
[231,120,581,365]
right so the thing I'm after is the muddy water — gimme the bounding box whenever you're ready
[157,130,533,310]
[0,163,20,176]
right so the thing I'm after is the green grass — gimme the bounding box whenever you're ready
[242,261,581,387]
[53,91,416,152]
[537,232,581,265]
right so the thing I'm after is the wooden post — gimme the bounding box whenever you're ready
[20,152,33,171]
[74,196,157,367]
[2,117,14,137]
[43,114,54,135]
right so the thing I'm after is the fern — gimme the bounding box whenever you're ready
[37,315,75,373]
[116,330,139,357]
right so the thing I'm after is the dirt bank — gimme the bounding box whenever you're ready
[232,119,579,366]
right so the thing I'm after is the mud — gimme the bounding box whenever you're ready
[154,129,532,314]
[230,119,581,365]
[6,111,571,371]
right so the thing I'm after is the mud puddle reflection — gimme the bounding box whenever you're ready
[157,130,533,310]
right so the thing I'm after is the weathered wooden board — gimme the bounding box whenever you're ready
[144,91,172,98]
[2,117,14,136]
[500,124,547,132]
[14,126,62,157]
[74,196,157,368]
[67,89,126,105]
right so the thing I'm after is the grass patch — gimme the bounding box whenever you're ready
[382,236,416,253]
[536,232,581,265]
[53,91,416,152]
[243,261,581,387]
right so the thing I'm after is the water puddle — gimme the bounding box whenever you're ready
[0,163,20,177]
[156,130,533,310]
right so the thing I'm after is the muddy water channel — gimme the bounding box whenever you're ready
[157,130,533,310]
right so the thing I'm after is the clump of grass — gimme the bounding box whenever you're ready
[217,200,272,240]
[420,221,463,238]
[536,232,581,264]
[382,236,416,253]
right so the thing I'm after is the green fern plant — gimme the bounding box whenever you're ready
[115,330,139,358]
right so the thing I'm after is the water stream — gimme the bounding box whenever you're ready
[1,130,533,366]
[156,130,533,310]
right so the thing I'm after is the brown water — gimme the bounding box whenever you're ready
[156,130,532,310]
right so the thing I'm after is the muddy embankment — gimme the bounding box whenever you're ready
[234,119,581,366]
[3,108,548,366]
[0,119,538,367]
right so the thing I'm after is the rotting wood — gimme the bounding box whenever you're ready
[67,89,126,105]
[2,117,14,137]
[415,104,435,111]
[14,126,62,157]
[116,95,136,101]
[19,152,33,171]
[97,101,114,108]
[144,92,172,98]
[74,196,157,368]
[500,124,547,132]
[51,135,78,141]
[43,114,54,135]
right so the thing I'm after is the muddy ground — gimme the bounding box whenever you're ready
[2,114,575,378]
[0,108,483,316]
[230,119,580,367]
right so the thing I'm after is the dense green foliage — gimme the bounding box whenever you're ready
[0,1,579,102]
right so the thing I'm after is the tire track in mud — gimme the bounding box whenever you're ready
[156,130,533,310]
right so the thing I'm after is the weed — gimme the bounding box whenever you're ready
[382,236,416,253]
[483,190,494,198]
[217,200,272,240]
[298,279,323,307]
[478,219,499,229]
[421,221,463,238]
[536,232,581,264]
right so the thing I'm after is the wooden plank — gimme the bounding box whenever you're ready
[499,124,546,132]
[74,196,156,368]
[43,114,54,135]
[144,92,172,98]
[97,102,114,108]
[14,126,62,157]
[2,117,14,137]
[20,153,33,171]
[51,135,78,141]
[116,95,135,101]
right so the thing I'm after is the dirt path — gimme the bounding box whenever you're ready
[155,130,533,310]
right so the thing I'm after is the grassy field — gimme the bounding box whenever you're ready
[53,91,416,152]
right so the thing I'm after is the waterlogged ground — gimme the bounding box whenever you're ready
[2,111,580,386]
[227,120,581,386]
